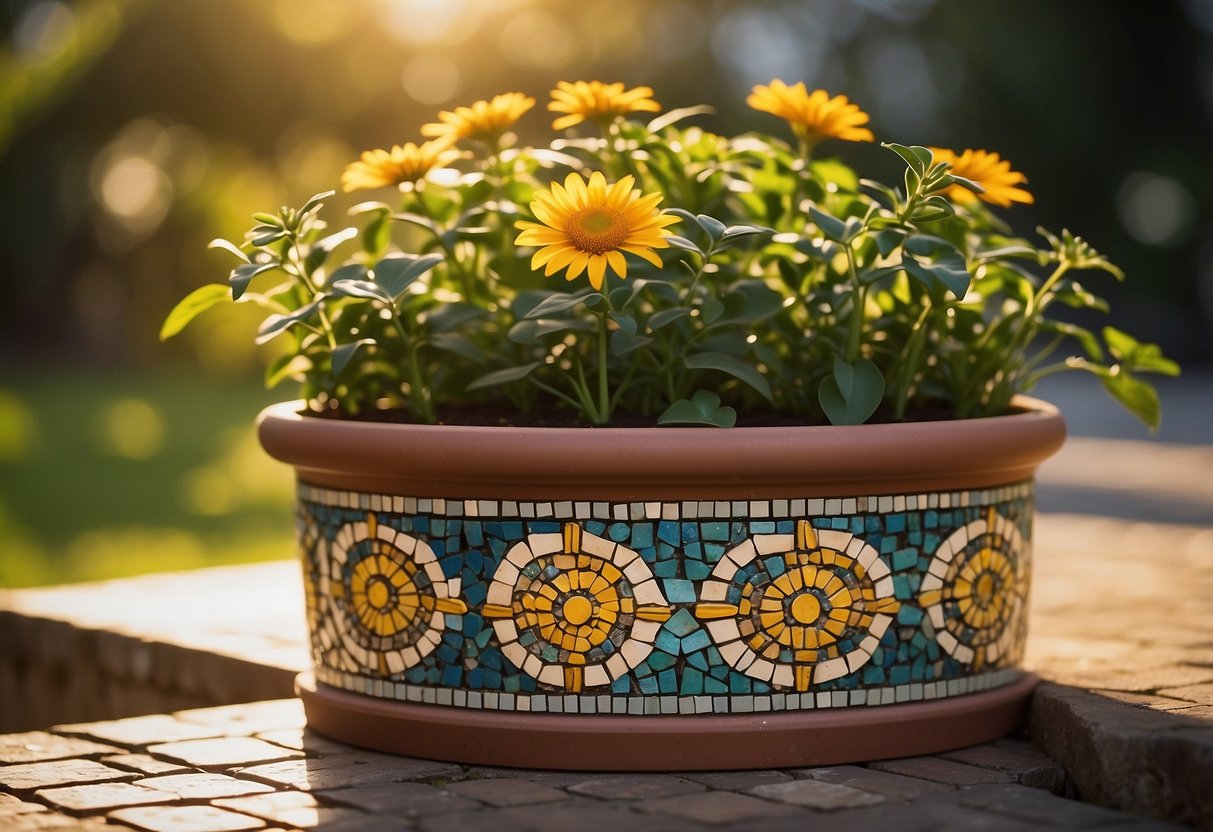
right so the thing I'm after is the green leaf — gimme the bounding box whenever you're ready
[330,339,375,381]
[902,235,971,299]
[429,332,488,364]
[648,307,692,330]
[658,390,737,427]
[160,284,231,340]
[882,142,932,176]
[425,302,485,333]
[646,104,714,133]
[373,253,445,300]
[328,263,369,284]
[685,351,773,401]
[875,229,906,258]
[1101,370,1162,431]
[508,318,592,344]
[524,290,598,320]
[818,356,885,425]
[666,234,704,256]
[466,362,541,392]
[306,227,358,272]
[229,262,279,300]
[700,294,725,325]
[696,214,727,242]
[208,238,249,262]
[300,190,335,216]
[362,211,392,258]
[1039,320,1103,360]
[255,299,322,345]
[1103,326,1180,376]
[264,353,311,388]
[330,279,393,305]
[808,205,849,243]
[720,282,784,324]
[251,229,286,247]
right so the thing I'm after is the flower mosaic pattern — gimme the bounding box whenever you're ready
[696,521,901,690]
[298,485,1036,712]
[918,508,1028,669]
[328,514,467,674]
[483,523,672,692]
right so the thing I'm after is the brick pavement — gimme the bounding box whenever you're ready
[0,699,1186,831]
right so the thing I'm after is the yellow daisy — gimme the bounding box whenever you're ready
[928,147,1034,208]
[548,81,662,131]
[747,80,875,148]
[340,139,460,192]
[421,92,535,144]
[514,172,679,290]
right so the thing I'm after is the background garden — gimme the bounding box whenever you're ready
[1,0,1210,586]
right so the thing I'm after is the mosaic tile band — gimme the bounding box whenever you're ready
[297,481,1034,714]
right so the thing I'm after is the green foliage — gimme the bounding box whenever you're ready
[165,88,1176,429]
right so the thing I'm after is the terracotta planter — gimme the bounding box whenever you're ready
[258,397,1064,770]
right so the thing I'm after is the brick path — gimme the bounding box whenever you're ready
[0,698,1186,831]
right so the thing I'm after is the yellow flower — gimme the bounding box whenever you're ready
[340,140,460,192]
[421,92,535,143]
[747,80,875,147]
[514,171,679,290]
[548,81,662,131]
[928,147,1034,208]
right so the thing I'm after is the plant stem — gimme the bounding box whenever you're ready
[844,244,864,363]
[894,300,933,418]
[391,314,435,424]
[597,304,610,424]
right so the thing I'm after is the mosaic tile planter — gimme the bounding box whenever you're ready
[258,397,1065,770]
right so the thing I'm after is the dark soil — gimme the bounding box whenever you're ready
[304,402,965,428]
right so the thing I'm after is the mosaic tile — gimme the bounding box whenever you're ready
[296,482,1034,714]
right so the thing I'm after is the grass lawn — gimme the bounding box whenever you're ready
[0,371,295,587]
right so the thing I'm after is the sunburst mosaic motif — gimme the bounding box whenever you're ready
[297,484,1034,713]
[918,507,1028,669]
[696,521,901,690]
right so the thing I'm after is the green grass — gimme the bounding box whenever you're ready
[0,371,295,587]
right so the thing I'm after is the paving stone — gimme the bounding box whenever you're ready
[132,772,276,799]
[1030,682,1213,828]
[109,804,268,831]
[0,794,48,815]
[1155,683,1213,707]
[173,699,306,734]
[34,781,175,812]
[0,759,129,791]
[493,800,702,832]
[1044,665,1213,694]
[321,782,480,816]
[444,777,569,807]
[639,790,803,825]
[6,814,116,831]
[54,714,222,747]
[748,778,886,810]
[214,791,372,828]
[788,801,1043,832]
[797,764,953,799]
[254,728,352,756]
[939,740,1068,792]
[146,737,304,769]
[869,756,1014,786]
[100,754,192,776]
[1095,691,1204,713]
[567,774,706,800]
[460,766,599,787]
[0,732,123,764]
[950,783,1162,828]
[681,770,793,791]
[235,753,459,790]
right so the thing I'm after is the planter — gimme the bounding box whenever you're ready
[258,396,1064,770]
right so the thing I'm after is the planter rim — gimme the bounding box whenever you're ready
[257,395,1065,499]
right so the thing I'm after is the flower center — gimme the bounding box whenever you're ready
[366,577,392,610]
[974,572,997,606]
[789,592,822,625]
[566,208,629,254]
[562,595,593,626]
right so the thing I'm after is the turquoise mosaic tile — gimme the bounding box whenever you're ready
[298,481,1034,714]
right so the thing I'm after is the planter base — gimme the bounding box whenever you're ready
[297,672,1038,770]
